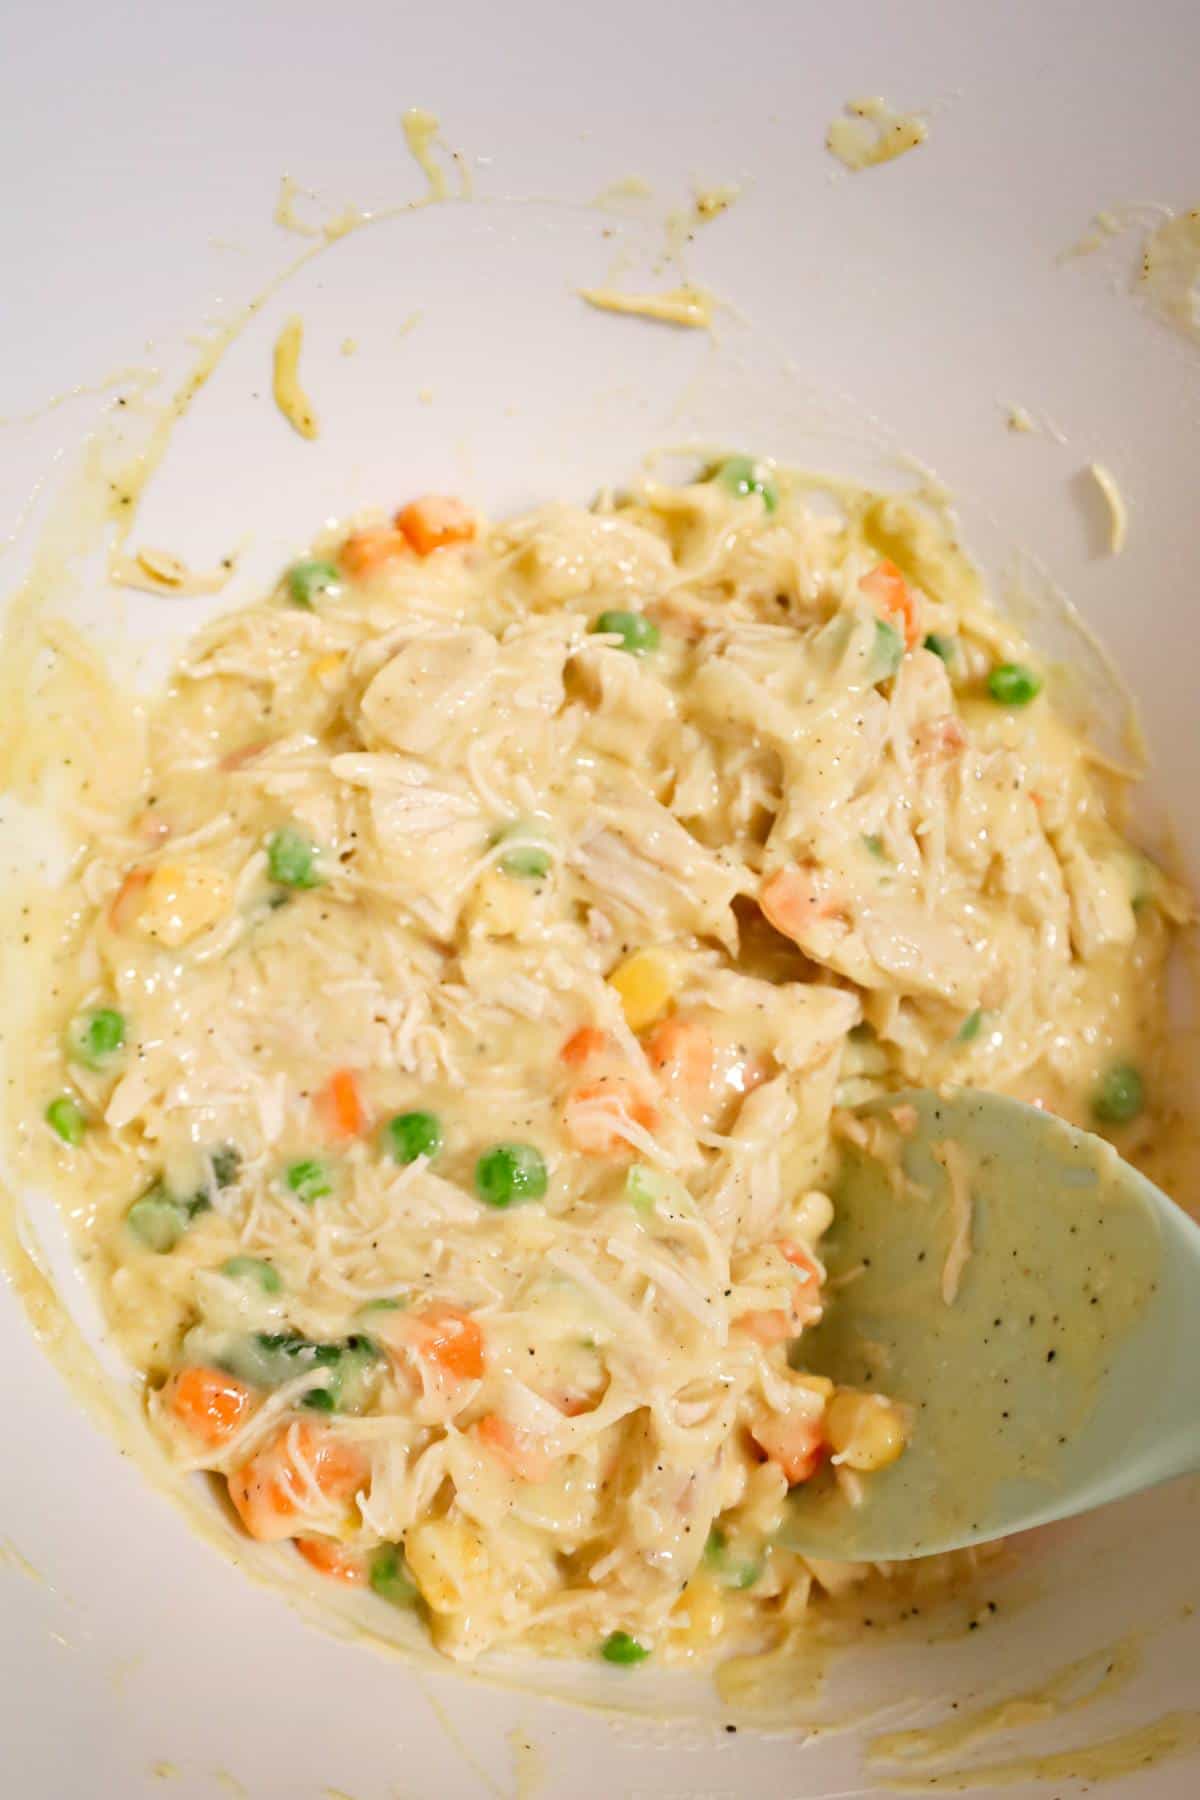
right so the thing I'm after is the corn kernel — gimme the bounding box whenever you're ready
[468,868,533,938]
[825,1390,908,1473]
[309,652,346,688]
[137,863,231,947]
[403,1517,488,1613]
[608,949,675,1031]
[669,1568,725,1649]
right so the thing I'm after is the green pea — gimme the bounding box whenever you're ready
[210,1145,241,1188]
[475,1142,548,1207]
[956,1008,983,1044]
[500,844,553,879]
[987,662,1042,706]
[127,1188,190,1253]
[220,1255,282,1294]
[590,610,660,655]
[45,1095,87,1145]
[267,827,322,890]
[923,632,956,663]
[703,1525,762,1590]
[287,559,341,608]
[301,1387,337,1412]
[871,617,904,682]
[710,454,779,512]
[384,1111,443,1164]
[68,1006,126,1070]
[359,1297,405,1315]
[286,1157,332,1204]
[369,1543,418,1608]
[601,1630,650,1665]
[862,833,885,860]
[1092,1063,1144,1125]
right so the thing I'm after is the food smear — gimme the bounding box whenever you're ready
[1140,207,1200,342]
[1088,462,1128,555]
[826,97,928,172]
[12,458,1188,1673]
[272,317,319,440]
[578,284,715,328]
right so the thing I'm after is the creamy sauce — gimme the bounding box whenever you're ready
[1140,207,1200,343]
[869,1635,1141,1764]
[826,98,928,173]
[110,547,236,597]
[8,459,1189,1675]
[578,284,715,328]
[883,1710,1200,1791]
[272,316,319,440]
[402,108,471,205]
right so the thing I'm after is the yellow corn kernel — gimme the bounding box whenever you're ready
[669,1568,725,1650]
[136,863,231,947]
[309,652,345,688]
[468,867,533,938]
[608,949,675,1031]
[403,1516,489,1613]
[825,1389,908,1473]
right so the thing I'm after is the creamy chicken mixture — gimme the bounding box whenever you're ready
[17,462,1188,1666]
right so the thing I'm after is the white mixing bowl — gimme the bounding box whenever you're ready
[2,3,1197,1795]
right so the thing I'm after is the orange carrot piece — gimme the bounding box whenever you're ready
[407,1304,485,1382]
[339,526,409,577]
[167,1366,255,1448]
[645,1016,714,1111]
[317,1068,367,1140]
[108,867,151,932]
[861,558,920,650]
[476,1413,555,1483]
[395,495,476,556]
[737,1308,795,1346]
[759,866,843,943]
[560,1025,612,1068]
[227,1423,368,1542]
[751,1413,827,1486]
[295,1535,368,1585]
[562,1076,658,1157]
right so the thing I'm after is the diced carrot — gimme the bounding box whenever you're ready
[560,1025,612,1068]
[563,1075,658,1157]
[108,867,151,932]
[861,559,920,650]
[395,495,476,556]
[132,809,171,845]
[645,1016,714,1114]
[403,1303,485,1382]
[316,1068,367,1141]
[339,526,410,577]
[166,1366,255,1448]
[218,739,272,773]
[295,1535,368,1585]
[759,866,844,943]
[476,1413,556,1483]
[913,715,967,763]
[227,1422,368,1542]
[737,1308,794,1346]
[751,1413,827,1486]
[778,1240,825,1328]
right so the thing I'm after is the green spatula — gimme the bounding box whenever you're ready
[780,1088,1200,1561]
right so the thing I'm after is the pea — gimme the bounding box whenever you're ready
[987,662,1042,706]
[601,1630,649,1665]
[871,617,904,681]
[369,1543,418,1608]
[68,1006,126,1070]
[475,1142,548,1207]
[45,1095,87,1145]
[590,610,660,655]
[500,844,553,880]
[210,1145,242,1188]
[286,1157,332,1204]
[862,833,885,859]
[221,1255,282,1294]
[267,827,322,890]
[710,454,779,512]
[127,1188,190,1253]
[956,1008,983,1044]
[287,559,340,608]
[384,1111,443,1164]
[1092,1063,1144,1125]
[924,632,956,663]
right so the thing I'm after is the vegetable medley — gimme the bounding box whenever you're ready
[25,463,1188,1665]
